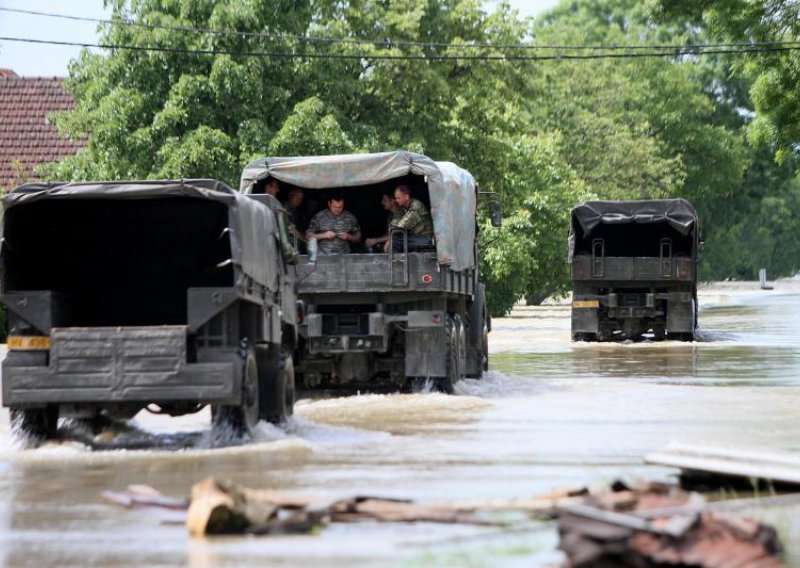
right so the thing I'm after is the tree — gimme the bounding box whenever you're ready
[656,0,800,164]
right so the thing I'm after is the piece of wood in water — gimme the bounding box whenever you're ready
[646,443,800,487]
[186,477,278,537]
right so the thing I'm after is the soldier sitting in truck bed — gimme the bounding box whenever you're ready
[389,184,434,252]
[366,191,404,253]
[306,194,362,254]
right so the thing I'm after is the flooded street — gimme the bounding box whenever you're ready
[2,281,800,566]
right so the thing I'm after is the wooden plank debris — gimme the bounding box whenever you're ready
[645,443,800,488]
[98,475,788,567]
[556,481,784,568]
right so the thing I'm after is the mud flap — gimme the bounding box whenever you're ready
[571,304,599,334]
[667,295,695,333]
[404,327,447,378]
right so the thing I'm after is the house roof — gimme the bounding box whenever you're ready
[0,74,85,191]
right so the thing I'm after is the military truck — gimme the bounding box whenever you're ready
[569,199,699,342]
[240,151,494,393]
[1,179,297,442]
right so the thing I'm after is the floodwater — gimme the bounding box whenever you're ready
[2,281,800,566]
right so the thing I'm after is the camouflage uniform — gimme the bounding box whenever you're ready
[387,209,404,233]
[390,198,433,239]
[308,208,360,255]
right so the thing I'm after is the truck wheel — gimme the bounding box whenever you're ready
[211,347,259,438]
[257,345,295,424]
[481,325,489,372]
[10,406,58,444]
[465,283,489,378]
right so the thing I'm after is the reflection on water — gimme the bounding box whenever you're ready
[1,284,800,566]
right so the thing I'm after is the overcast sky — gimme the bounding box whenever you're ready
[0,0,559,77]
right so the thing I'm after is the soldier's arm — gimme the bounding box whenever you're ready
[390,209,416,230]
[338,218,361,242]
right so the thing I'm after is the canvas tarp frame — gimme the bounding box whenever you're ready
[569,199,698,260]
[2,179,280,292]
[240,151,477,271]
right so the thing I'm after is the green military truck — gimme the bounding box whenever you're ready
[240,151,493,393]
[569,199,699,342]
[1,180,297,443]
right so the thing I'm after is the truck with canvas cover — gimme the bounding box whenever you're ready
[1,179,298,443]
[569,199,699,341]
[240,151,492,393]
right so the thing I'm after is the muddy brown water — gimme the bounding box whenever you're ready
[1,281,800,566]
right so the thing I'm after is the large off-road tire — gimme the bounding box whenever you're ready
[10,406,58,445]
[465,283,489,378]
[257,345,295,424]
[481,325,489,372]
[211,347,259,438]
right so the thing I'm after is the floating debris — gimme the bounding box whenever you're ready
[646,443,800,490]
[99,476,787,568]
[556,481,784,568]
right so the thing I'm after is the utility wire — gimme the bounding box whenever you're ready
[1,35,798,61]
[1,6,800,52]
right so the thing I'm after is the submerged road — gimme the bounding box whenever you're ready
[1,281,799,566]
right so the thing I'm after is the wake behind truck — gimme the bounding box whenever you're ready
[569,199,700,341]
[240,151,494,393]
[1,179,297,442]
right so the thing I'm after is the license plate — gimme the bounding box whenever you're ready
[572,300,599,309]
[7,335,51,350]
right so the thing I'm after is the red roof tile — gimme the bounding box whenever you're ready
[0,75,85,191]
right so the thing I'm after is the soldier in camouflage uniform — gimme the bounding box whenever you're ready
[365,191,404,253]
[390,184,434,251]
[306,195,361,255]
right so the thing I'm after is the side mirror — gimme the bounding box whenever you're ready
[489,200,503,228]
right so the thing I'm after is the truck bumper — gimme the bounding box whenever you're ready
[2,326,239,407]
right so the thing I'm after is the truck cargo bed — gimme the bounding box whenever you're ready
[296,253,474,295]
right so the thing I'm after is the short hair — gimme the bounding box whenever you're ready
[328,192,344,203]
[288,188,304,197]
[394,184,411,196]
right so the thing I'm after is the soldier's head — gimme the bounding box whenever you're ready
[327,194,345,216]
[265,179,280,196]
[381,191,398,212]
[287,188,304,208]
[394,184,412,208]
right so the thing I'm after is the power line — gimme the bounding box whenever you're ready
[1,6,800,53]
[1,35,798,62]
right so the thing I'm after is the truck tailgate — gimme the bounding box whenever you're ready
[3,326,238,405]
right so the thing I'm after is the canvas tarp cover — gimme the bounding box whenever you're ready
[2,179,280,292]
[569,198,698,259]
[240,151,477,271]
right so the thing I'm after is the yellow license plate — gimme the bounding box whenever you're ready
[7,336,51,350]
[572,300,599,309]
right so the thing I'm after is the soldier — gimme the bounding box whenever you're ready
[283,188,307,249]
[306,194,361,255]
[389,184,434,251]
[365,191,404,253]
[263,179,280,196]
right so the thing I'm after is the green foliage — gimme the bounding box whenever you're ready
[39,0,800,314]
